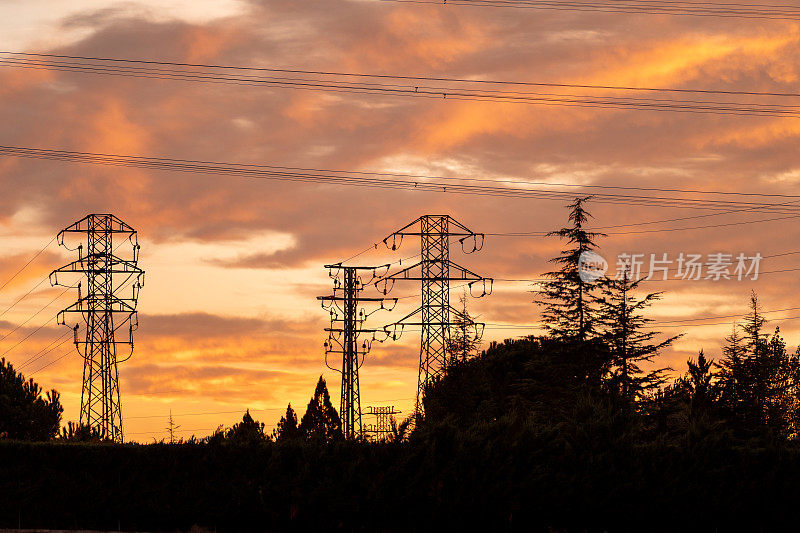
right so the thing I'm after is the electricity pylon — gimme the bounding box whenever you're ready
[317,264,396,440]
[363,405,402,441]
[50,214,144,443]
[377,215,491,418]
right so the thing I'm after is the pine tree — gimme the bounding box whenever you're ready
[0,357,63,440]
[740,292,772,427]
[225,410,267,444]
[674,351,718,429]
[598,269,679,404]
[717,323,747,425]
[535,197,606,343]
[273,403,301,441]
[59,421,102,442]
[447,292,481,365]
[299,376,343,442]
[762,328,796,437]
[717,293,800,436]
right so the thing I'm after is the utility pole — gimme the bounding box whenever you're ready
[318,264,396,440]
[378,215,491,418]
[363,405,402,441]
[50,214,144,443]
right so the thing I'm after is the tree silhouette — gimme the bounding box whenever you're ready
[0,357,63,440]
[447,291,481,365]
[273,403,301,442]
[226,410,267,444]
[299,376,343,442]
[59,421,103,442]
[535,196,607,343]
[598,269,679,404]
[681,351,717,426]
[166,409,181,444]
[718,323,747,426]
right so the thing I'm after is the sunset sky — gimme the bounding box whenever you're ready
[1,0,799,441]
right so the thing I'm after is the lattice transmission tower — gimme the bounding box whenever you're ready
[50,214,144,442]
[364,405,402,441]
[378,215,492,417]
[318,264,396,439]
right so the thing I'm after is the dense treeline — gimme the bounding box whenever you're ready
[4,411,800,531]
[4,198,800,530]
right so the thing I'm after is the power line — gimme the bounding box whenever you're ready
[0,277,48,320]
[4,51,800,98]
[0,287,69,342]
[5,146,800,214]
[1,53,799,117]
[28,347,73,376]
[17,331,71,371]
[491,212,800,237]
[127,407,285,420]
[378,0,800,20]
[0,236,55,292]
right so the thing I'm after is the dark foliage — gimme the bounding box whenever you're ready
[225,410,268,445]
[59,421,103,442]
[299,376,343,442]
[4,422,800,531]
[272,403,300,442]
[0,357,62,440]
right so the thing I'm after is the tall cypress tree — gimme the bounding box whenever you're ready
[299,376,343,442]
[598,269,679,404]
[535,197,606,343]
[273,403,300,442]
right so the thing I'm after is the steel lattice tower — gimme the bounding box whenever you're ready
[379,215,491,417]
[318,264,395,439]
[50,214,144,442]
[364,405,401,441]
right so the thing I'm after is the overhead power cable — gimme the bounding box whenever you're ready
[5,146,800,215]
[0,236,56,292]
[28,347,73,376]
[17,331,71,370]
[378,0,800,20]
[1,52,799,117]
[0,287,69,342]
[0,277,48,320]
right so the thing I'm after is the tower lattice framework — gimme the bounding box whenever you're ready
[50,214,144,442]
[378,215,491,417]
[364,405,402,441]
[318,264,395,439]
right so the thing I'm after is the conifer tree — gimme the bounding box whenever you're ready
[447,292,481,365]
[535,197,606,343]
[598,269,679,404]
[0,357,63,440]
[761,328,796,436]
[273,403,301,442]
[682,351,717,425]
[717,323,747,424]
[226,410,267,444]
[299,376,343,442]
